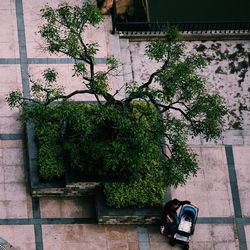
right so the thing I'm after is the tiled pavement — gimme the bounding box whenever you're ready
[0,0,250,249]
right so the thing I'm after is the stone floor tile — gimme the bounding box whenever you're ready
[198,146,228,166]
[0,201,7,218]
[0,9,19,58]
[189,242,214,250]
[245,225,250,250]
[0,65,22,90]
[207,198,234,217]
[82,241,108,250]
[62,242,90,250]
[106,225,128,241]
[5,200,30,218]
[214,242,237,250]
[4,183,27,201]
[126,226,138,242]
[232,146,250,165]
[210,224,235,242]
[0,99,20,117]
[4,165,25,183]
[233,146,250,216]
[0,199,31,219]
[43,224,116,250]
[127,242,139,250]
[0,140,23,149]
[172,146,234,217]
[0,0,16,10]
[64,225,85,242]
[39,198,61,218]
[0,184,5,200]
[2,148,24,166]
[40,196,95,218]
[147,225,167,243]
[42,225,64,242]
[0,225,35,250]
[82,224,106,242]
[0,117,22,134]
[27,64,108,101]
[150,242,176,250]
[107,241,128,250]
[0,42,19,58]
[23,0,109,58]
[192,224,216,242]
[192,224,236,245]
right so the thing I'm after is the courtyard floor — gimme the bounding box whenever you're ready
[0,0,250,249]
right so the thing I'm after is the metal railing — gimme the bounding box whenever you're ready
[111,1,250,35]
[115,21,250,34]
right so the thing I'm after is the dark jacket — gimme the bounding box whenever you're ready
[161,199,190,224]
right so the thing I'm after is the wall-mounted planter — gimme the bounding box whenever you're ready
[25,123,100,197]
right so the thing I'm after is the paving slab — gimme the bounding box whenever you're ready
[0,225,35,250]
[0,64,22,134]
[23,0,109,59]
[0,7,19,58]
[245,225,250,249]
[42,224,139,250]
[232,145,250,217]
[0,140,32,219]
[171,146,234,217]
[28,63,110,101]
[40,196,95,218]
[128,40,250,132]
[148,224,237,250]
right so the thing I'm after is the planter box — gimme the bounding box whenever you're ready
[26,123,100,197]
[95,188,162,224]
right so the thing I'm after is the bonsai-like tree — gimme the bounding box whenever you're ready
[7,2,227,207]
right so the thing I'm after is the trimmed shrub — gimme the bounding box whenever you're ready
[38,143,64,180]
[27,101,165,207]
[103,163,165,208]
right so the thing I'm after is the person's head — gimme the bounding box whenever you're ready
[172,199,181,209]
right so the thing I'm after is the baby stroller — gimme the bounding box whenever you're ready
[169,204,199,249]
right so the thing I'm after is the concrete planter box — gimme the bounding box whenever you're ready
[95,188,162,225]
[26,123,100,197]
[26,119,163,225]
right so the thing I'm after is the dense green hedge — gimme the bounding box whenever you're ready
[28,101,165,207]
[104,161,165,208]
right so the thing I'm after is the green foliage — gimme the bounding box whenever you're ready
[6,2,228,208]
[62,102,164,180]
[42,68,58,83]
[39,1,103,58]
[104,163,165,208]
[33,107,65,180]
[6,91,22,109]
[38,143,64,180]
[162,117,198,186]
[92,72,109,95]
[106,56,118,70]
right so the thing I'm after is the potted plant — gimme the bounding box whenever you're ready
[7,2,227,212]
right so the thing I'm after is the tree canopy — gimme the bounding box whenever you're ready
[7,2,227,190]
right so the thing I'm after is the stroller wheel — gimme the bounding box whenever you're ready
[169,238,176,246]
